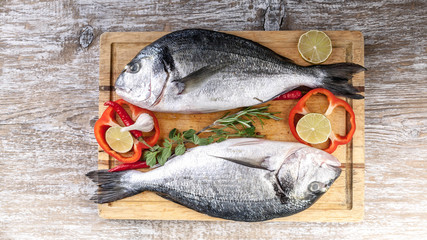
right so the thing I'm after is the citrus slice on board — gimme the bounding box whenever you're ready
[105,126,134,153]
[298,30,332,64]
[296,113,331,144]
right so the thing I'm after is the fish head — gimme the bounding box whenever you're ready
[115,51,169,107]
[277,147,342,202]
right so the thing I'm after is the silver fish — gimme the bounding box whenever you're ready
[115,29,364,113]
[87,139,341,222]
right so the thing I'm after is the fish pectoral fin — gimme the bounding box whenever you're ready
[172,81,186,94]
[173,63,229,95]
[208,154,274,171]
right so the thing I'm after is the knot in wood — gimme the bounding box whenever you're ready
[80,26,94,48]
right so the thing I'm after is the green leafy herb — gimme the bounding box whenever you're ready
[144,151,158,167]
[158,146,172,165]
[142,105,281,167]
[174,144,186,155]
[183,129,196,139]
[168,128,177,139]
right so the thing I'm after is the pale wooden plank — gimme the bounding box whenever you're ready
[2,0,426,239]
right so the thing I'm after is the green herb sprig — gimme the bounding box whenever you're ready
[142,105,281,167]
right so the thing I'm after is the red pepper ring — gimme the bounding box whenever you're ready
[94,99,160,163]
[289,88,356,153]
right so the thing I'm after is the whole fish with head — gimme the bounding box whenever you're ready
[87,138,342,222]
[115,29,365,113]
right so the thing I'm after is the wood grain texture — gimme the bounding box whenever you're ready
[98,31,365,221]
[1,0,426,239]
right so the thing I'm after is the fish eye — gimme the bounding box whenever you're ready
[128,62,140,74]
[308,181,325,193]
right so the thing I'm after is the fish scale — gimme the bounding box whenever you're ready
[115,29,364,113]
[87,139,342,222]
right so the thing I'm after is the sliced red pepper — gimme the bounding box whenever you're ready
[289,88,356,153]
[94,99,160,163]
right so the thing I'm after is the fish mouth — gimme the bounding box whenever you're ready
[115,71,154,103]
[326,172,341,188]
[328,164,342,185]
[114,85,128,94]
[115,71,129,93]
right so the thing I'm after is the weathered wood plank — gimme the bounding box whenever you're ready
[1,0,426,239]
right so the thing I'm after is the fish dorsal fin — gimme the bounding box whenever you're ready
[172,63,228,94]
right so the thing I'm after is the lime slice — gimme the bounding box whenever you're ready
[105,126,134,153]
[298,30,332,64]
[296,113,331,144]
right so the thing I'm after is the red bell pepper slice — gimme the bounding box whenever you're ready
[289,88,356,153]
[94,99,160,163]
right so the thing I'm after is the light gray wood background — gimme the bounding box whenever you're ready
[1,1,426,239]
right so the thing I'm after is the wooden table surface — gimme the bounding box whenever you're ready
[1,1,426,239]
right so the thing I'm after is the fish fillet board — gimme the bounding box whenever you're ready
[98,31,365,221]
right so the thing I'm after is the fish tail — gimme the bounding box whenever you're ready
[316,63,366,99]
[86,170,144,204]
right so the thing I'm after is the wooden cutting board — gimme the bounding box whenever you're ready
[98,31,365,222]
